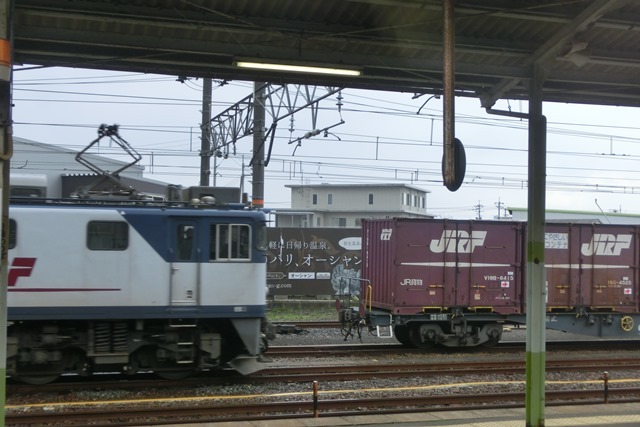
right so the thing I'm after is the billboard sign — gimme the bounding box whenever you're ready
[266,228,361,296]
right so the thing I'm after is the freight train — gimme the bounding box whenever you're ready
[339,218,640,348]
[6,196,270,384]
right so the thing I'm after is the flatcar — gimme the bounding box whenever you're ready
[7,197,269,384]
[340,218,640,348]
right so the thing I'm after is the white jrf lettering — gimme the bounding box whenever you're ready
[380,229,393,241]
[581,234,632,256]
[429,230,487,253]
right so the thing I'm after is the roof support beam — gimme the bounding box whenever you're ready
[479,0,635,109]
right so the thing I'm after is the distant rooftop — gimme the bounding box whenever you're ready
[286,183,430,193]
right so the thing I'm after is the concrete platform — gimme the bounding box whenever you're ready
[143,402,640,426]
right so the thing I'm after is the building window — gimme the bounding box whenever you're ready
[87,221,128,250]
[331,217,347,227]
[312,194,318,205]
[368,193,374,205]
[328,193,333,205]
[316,217,321,226]
[421,196,426,208]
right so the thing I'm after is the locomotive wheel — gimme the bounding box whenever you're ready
[408,325,434,349]
[13,372,61,385]
[393,325,412,347]
[13,348,85,385]
[156,368,195,380]
[481,338,500,348]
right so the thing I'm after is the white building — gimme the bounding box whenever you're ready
[509,207,640,225]
[11,137,170,198]
[274,183,432,228]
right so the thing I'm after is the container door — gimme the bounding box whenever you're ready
[580,224,637,313]
[459,222,521,314]
[170,220,200,306]
[544,224,578,310]
[393,220,447,311]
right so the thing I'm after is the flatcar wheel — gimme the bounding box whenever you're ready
[409,325,434,350]
[393,325,412,347]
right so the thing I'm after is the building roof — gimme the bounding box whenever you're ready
[286,183,431,193]
[508,206,640,219]
[14,137,145,174]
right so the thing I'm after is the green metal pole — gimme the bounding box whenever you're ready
[525,62,547,427]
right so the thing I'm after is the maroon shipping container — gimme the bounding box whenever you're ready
[362,218,524,315]
[545,223,639,313]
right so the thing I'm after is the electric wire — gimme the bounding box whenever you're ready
[11,71,640,216]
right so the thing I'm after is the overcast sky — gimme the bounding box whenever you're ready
[10,65,640,219]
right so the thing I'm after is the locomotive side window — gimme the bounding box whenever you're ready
[8,219,16,249]
[87,221,128,250]
[219,225,229,258]
[256,222,268,251]
[177,224,194,261]
[209,224,251,261]
[231,225,250,259]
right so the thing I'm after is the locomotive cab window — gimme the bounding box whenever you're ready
[209,224,251,261]
[87,221,128,250]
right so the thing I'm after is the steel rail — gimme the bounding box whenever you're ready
[7,388,640,426]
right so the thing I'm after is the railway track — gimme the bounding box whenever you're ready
[265,339,640,357]
[8,353,640,396]
[6,356,629,396]
[252,357,640,382]
[7,386,640,426]
[7,340,640,394]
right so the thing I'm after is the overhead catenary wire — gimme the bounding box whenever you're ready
[10,70,640,217]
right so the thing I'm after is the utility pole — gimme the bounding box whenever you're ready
[474,200,484,220]
[252,82,266,208]
[200,78,212,187]
[495,198,505,219]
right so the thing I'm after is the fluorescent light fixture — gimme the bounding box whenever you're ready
[236,61,361,76]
